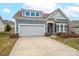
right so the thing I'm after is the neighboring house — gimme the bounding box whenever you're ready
[69,21,79,33]
[0,16,4,32]
[3,20,15,33]
[14,8,69,36]
[3,20,15,28]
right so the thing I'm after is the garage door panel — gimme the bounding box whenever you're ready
[19,24,45,36]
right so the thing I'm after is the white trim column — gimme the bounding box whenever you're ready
[63,24,65,32]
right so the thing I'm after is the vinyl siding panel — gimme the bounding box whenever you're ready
[52,12,67,19]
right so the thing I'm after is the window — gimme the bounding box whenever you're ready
[56,25,59,32]
[31,12,35,16]
[65,25,67,32]
[61,25,63,32]
[26,11,30,16]
[25,11,40,17]
[56,23,68,32]
[36,12,40,16]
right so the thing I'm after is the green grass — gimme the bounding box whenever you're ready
[53,37,79,50]
[0,32,17,56]
[0,32,9,37]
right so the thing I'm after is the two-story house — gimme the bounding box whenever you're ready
[14,8,69,36]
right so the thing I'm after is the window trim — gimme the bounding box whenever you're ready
[64,24,67,32]
[56,24,59,32]
[25,11,30,16]
[61,25,63,32]
[56,23,67,32]
[31,12,35,16]
[36,12,40,16]
[24,10,41,17]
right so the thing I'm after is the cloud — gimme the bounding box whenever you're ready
[66,6,79,12]
[9,18,15,22]
[62,6,79,20]
[22,1,57,13]
[2,8,10,13]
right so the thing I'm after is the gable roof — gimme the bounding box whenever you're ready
[13,9,23,18]
[0,16,4,25]
[47,8,69,20]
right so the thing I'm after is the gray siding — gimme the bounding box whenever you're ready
[16,19,47,33]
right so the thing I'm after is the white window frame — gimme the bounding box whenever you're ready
[36,12,40,16]
[56,23,67,32]
[63,24,67,32]
[31,11,35,16]
[24,10,41,17]
[56,24,59,32]
[25,11,30,16]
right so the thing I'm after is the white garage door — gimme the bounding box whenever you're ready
[19,24,45,36]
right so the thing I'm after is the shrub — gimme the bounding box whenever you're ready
[9,33,19,38]
[5,24,11,32]
[56,32,63,36]
[56,31,79,38]
[45,32,51,36]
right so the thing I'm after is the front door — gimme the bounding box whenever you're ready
[48,23,53,34]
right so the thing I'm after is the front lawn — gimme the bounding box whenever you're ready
[53,37,79,50]
[0,32,18,56]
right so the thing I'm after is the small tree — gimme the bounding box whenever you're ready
[5,24,11,32]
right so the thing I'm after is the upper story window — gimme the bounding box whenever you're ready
[24,10,41,17]
[26,11,30,16]
[36,12,40,16]
[31,12,35,16]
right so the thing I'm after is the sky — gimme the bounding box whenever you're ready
[0,2,79,21]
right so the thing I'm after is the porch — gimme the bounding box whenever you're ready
[47,20,68,35]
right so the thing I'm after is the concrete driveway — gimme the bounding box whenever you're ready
[10,37,79,56]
